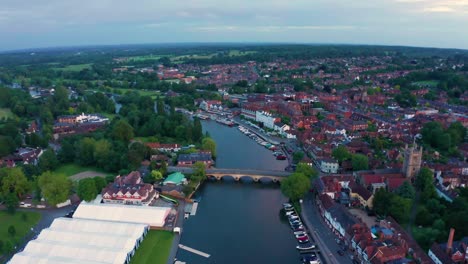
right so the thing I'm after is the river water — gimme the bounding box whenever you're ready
[175,121,299,264]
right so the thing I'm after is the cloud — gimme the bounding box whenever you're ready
[191,25,356,33]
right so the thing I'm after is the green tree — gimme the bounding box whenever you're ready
[292,152,304,164]
[0,240,3,253]
[77,178,98,202]
[112,119,134,142]
[93,139,112,168]
[3,193,19,214]
[280,173,310,201]
[193,118,203,142]
[192,161,206,182]
[151,170,163,181]
[93,177,107,191]
[372,188,392,217]
[202,137,217,158]
[332,145,351,164]
[75,138,96,166]
[388,195,412,224]
[38,171,71,206]
[352,154,369,171]
[416,167,436,200]
[38,149,59,172]
[295,163,318,179]
[0,167,30,198]
[396,181,415,199]
[8,225,16,237]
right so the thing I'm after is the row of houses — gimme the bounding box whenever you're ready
[316,192,433,264]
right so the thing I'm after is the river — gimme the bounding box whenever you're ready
[201,120,288,171]
[175,121,299,264]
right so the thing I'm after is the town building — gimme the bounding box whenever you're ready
[177,152,214,167]
[101,171,158,205]
[402,143,423,178]
[319,158,339,173]
[255,111,280,129]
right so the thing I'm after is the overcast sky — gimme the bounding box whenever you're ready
[1,0,468,51]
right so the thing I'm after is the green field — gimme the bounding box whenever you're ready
[0,108,16,120]
[412,80,439,87]
[113,88,162,98]
[228,50,257,56]
[55,163,105,177]
[126,55,168,62]
[52,63,93,72]
[0,211,41,254]
[130,230,174,264]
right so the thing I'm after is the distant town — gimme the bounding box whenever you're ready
[0,44,467,264]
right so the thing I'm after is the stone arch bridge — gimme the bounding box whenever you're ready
[167,167,291,182]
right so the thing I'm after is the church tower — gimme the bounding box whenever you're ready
[402,143,423,178]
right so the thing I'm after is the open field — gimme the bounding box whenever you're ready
[412,80,439,87]
[127,55,168,62]
[0,211,41,254]
[52,63,93,72]
[228,50,257,56]
[69,171,109,181]
[55,163,105,177]
[130,230,174,264]
[0,108,16,120]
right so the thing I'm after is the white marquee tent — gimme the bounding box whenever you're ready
[8,218,149,264]
[73,202,171,227]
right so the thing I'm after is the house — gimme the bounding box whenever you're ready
[163,172,187,186]
[146,143,181,152]
[349,182,374,209]
[256,111,280,129]
[199,100,223,111]
[319,158,339,173]
[15,147,44,165]
[177,152,213,167]
[101,171,158,205]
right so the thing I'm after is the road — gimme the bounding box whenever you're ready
[301,193,354,264]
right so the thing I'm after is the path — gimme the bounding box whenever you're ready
[69,171,107,181]
[166,200,186,264]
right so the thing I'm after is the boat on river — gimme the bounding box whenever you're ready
[296,245,316,251]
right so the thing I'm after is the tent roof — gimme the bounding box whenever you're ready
[164,172,186,185]
[73,202,170,227]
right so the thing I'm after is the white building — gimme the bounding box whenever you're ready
[255,111,278,129]
[319,159,339,173]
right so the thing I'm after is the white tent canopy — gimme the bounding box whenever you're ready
[8,218,149,264]
[73,202,171,227]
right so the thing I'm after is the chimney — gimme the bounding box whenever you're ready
[446,228,455,255]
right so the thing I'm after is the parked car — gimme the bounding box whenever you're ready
[337,250,344,256]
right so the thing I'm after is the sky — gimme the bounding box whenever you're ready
[1,0,468,51]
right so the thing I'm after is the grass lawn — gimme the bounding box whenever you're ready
[127,54,168,62]
[130,230,174,264]
[412,80,439,87]
[0,211,41,253]
[0,108,16,120]
[55,163,105,177]
[228,50,257,56]
[52,63,93,72]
